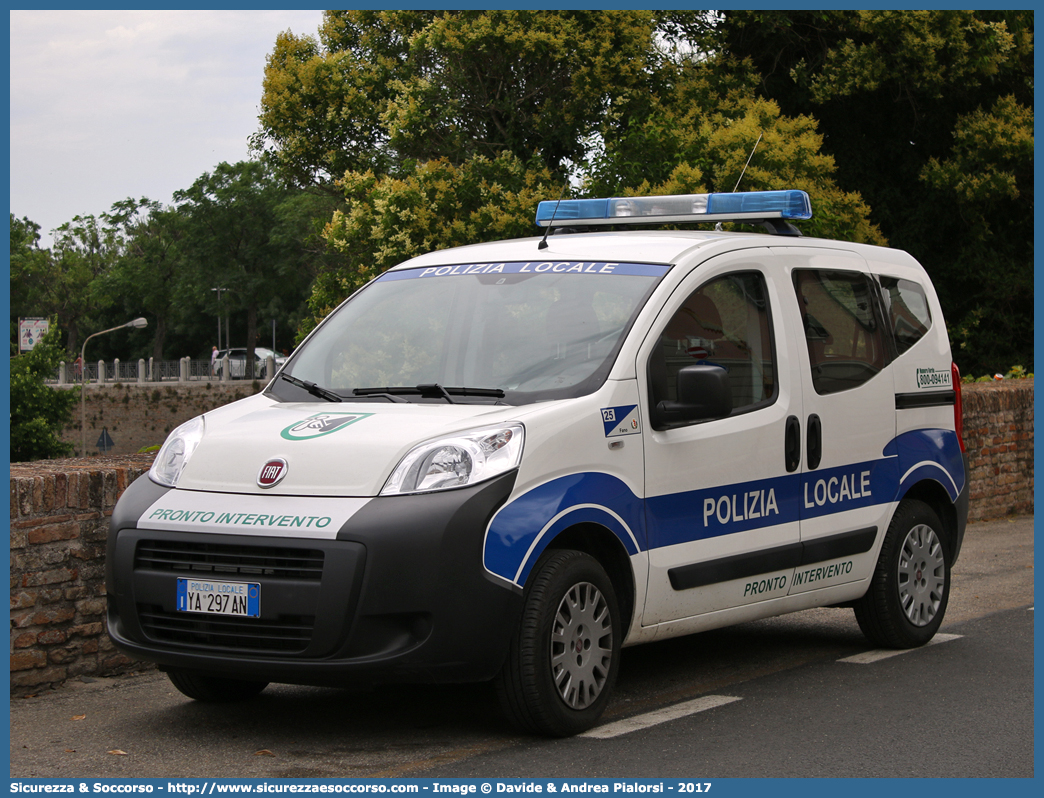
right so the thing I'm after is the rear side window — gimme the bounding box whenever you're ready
[880,277,932,355]
[793,269,888,395]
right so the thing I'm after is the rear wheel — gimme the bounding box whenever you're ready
[495,549,620,736]
[166,669,268,702]
[854,499,950,648]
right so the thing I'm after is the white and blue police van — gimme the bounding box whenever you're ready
[106,189,969,736]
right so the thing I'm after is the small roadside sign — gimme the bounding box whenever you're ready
[96,428,115,453]
[19,317,49,351]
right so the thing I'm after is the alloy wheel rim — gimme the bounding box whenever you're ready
[550,582,613,709]
[897,523,946,627]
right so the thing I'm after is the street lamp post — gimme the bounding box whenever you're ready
[81,317,148,455]
[211,287,227,350]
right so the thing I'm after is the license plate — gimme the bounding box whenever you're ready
[176,578,260,618]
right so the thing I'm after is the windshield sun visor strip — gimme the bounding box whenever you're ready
[376,261,672,281]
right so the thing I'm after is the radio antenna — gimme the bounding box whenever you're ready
[731,132,763,193]
[716,133,764,232]
[538,184,569,250]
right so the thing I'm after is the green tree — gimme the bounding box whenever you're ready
[10,325,79,461]
[256,10,658,185]
[585,60,884,245]
[254,11,440,188]
[10,214,53,353]
[918,94,1033,366]
[99,198,185,361]
[382,11,656,175]
[46,211,129,355]
[309,152,558,337]
[712,9,1033,372]
[12,210,157,364]
[174,161,314,373]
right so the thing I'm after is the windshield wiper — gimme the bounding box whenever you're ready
[353,384,506,404]
[280,374,342,403]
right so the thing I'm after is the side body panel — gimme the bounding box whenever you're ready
[771,248,898,596]
[637,249,804,625]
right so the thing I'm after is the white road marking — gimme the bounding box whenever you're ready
[581,695,742,739]
[838,633,963,664]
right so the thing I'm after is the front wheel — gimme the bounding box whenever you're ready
[854,499,950,648]
[495,550,621,736]
[166,669,268,702]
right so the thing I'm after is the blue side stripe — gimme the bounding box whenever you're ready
[483,429,964,585]
[646,457,898,551]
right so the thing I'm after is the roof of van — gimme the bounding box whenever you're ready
[389,229,743,270]
[387,228,916,272]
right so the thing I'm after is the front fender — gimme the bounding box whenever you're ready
[483,472,645,587]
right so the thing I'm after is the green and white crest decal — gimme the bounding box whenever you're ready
[280,412,374,441]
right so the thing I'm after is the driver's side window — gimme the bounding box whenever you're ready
[648,271,777,419]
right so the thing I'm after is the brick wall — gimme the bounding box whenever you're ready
[961,380,1034,521]
[10,455,155,691]
[10,381,1033,693]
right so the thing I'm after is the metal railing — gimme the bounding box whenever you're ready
[46,357,275,385]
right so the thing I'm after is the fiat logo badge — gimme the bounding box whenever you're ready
[257,458,288,488]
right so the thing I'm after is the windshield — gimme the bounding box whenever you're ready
[271,261,669,405]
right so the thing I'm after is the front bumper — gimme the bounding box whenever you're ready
[106,472,521,687]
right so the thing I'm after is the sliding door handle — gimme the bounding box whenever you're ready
[807,413,822,470]
[785,415,801,472]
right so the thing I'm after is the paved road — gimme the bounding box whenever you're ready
[414,606,1033,778]
[10,516,1033,779]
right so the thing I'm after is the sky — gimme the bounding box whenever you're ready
[9,9,326,247]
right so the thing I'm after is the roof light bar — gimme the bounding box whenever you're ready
[535,190,812,228]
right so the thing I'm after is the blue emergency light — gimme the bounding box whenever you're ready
[535,189,812,229]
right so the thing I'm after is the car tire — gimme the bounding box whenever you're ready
[854,499,950,648]
[166,669,268,702]
[495,549,620,736]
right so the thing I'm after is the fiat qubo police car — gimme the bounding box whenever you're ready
[107,190,969,736]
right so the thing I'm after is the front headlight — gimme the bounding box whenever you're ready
[149,416,205,488]
[381,423,525,495]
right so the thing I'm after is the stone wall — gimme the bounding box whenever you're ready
[10,381,1033,693]
[58,381,266,458]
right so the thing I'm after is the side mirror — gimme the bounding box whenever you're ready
[656,364,732,425]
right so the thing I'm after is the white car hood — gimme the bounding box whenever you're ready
[175,393,525,497]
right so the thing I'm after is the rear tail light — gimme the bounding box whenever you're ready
[952,362,965,453]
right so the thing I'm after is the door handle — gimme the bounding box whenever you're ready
[807,413,822,470]
[785,415,801,472]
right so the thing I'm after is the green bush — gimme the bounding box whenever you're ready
[961,365,1034,383]
[10,326,79,461]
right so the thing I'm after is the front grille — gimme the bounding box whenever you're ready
[135,539,325,581]
[138,603,315,653]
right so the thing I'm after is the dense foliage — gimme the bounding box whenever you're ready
[10,326,79,462]
[713,10,1033,371]
[172,161,317,375]
[253,10,1031,370]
